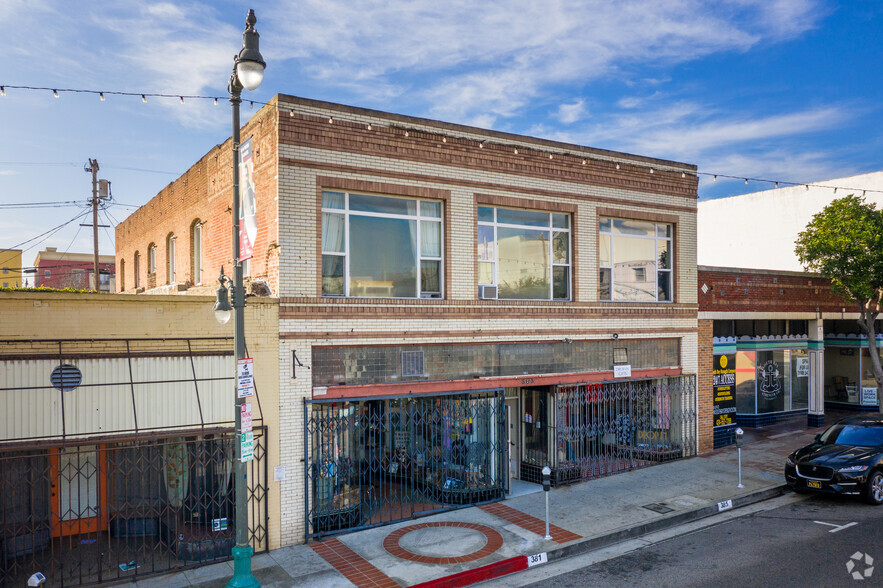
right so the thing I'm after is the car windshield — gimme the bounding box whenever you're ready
[819,423,883,447]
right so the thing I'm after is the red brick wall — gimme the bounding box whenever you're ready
[698,318,714,453]
[115,100,279,294]
[35,260,115,289]
[698,267,849,313]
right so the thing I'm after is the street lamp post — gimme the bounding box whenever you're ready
[213,9,265,588]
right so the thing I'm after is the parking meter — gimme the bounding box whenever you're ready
[541,465,552,539]
[735,428,745,488]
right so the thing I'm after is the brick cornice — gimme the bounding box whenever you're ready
[278,112,697,200]
[281,157,696,215]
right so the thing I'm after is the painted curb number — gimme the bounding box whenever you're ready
[527,552,548,567]
[717,499,733,512]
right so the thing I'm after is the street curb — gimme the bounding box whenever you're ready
[419,484,790,587]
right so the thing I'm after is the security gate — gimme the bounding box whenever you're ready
[553,376,697,485]
[305,390,506,539]
[0,430,269,586]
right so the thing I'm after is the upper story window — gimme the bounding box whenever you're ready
[148,244,156,274]
[166,234,176,284]
[134,251,140,288]
[599,217,672,302]
[477,206,571,300]
[321,190,443,298]
[191,221,202,285]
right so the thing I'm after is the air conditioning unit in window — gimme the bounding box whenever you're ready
[479,285,498,300]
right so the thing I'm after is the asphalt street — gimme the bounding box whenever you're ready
[510,494,883,588]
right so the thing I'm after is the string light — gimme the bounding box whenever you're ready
[4,84,882,198]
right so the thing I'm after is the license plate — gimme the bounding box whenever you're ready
[807,480,821,489]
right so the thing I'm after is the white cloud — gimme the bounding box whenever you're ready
[554,100,587,124]
[266,0,823,125]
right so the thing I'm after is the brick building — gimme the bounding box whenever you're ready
[697,174,883,446]
[33,247,116,292]
[116,94,701,545]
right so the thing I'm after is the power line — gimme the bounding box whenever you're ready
[6,210,91,252]
[0,200,90,209]
[0,161,178,175]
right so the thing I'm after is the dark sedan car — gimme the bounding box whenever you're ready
[785,413,883,505]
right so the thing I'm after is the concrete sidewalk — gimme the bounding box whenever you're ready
[133,423,822,588]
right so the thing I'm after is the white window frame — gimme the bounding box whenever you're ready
[148,245,156,275]
[167,234,176,284]
[321,190,444,299]
[477,206,571,301]
[134,251,140,288]
[192,222,202,285]
[599,217,673,302]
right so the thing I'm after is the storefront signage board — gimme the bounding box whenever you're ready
[237,357,255,398]
[862,386,878,406]
[613,365,632,378]
[240,431,254,463]
[241,402,253,433]
[713,354,737,428]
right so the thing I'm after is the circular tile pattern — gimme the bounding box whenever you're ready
[383,521,503,565]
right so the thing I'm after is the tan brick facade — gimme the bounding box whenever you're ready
[116,95,700,547]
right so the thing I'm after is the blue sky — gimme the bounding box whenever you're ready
[2,0,882,272]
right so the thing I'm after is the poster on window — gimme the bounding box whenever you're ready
[713,354,737,428]
[756,353,785,413]
[238,136,257,261]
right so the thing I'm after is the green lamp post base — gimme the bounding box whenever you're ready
[227,545,260,588]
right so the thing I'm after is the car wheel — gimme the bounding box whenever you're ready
[866,470,883,505]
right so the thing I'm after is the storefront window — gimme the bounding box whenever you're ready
[522,388,551,465]
[735,351,756,414]
[824,347,861,403]
[791,349,809,409]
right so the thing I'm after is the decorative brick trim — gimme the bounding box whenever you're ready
[596,206,680,225]
[319,176,451,201]
[278,111,697,199]
[478,503,581,544]
[383,522,503,564]
[281,158,697,215]
[475,193,578,213]
[310,538,400,588]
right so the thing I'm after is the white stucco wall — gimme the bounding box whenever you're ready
[697,171,883,272]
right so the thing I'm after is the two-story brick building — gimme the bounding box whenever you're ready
[116,94,701,545]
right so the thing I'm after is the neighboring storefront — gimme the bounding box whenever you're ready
[715,335,811,428]
[823,333,882,411]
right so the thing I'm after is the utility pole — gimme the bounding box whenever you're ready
[86,158,100,291]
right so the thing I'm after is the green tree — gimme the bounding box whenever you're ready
[795,195,883,409]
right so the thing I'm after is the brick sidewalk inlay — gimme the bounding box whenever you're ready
[384,521,503,564]
[478,502,582,544]
[310,537,400,588]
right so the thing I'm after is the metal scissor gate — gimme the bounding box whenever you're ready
[304,390,507,540]
[553,375,697,485]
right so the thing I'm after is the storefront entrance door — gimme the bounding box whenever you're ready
[50,445,108,537]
